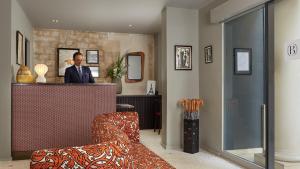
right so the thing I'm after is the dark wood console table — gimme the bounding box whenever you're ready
[117,95,161,129]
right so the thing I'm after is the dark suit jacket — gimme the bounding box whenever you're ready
[64,65,95,83]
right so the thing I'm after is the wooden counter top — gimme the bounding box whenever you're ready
[12,83,115,86]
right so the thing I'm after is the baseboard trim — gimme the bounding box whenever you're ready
[0,157,12,161]
[200,145,222,156]
[160,142,181,150]
[12,151,32,160]
[161,142,166,149]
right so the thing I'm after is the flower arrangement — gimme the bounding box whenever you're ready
[178,98,204,120]
[107,56,127,80]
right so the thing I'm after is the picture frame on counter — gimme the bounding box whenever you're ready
[146,80,156,95]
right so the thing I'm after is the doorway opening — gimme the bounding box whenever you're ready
[223,4,274,168]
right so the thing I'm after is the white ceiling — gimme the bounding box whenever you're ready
[18,0,218,34]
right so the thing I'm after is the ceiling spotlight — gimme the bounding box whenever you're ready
[52,19,59,23]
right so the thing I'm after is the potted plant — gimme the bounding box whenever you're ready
[107,56,127,94]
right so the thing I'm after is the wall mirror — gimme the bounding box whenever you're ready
[126,52,144,83]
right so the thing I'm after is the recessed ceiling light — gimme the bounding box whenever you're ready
[129,24,133,27]
[52,19,59,23]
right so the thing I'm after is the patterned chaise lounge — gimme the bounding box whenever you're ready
[92,112,174,169]
[30,112,175,169]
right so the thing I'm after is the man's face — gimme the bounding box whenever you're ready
[74,54,83,66]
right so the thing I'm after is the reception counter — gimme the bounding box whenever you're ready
[11,83,116,159]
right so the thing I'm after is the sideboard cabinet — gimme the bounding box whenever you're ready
[117,95,161,129]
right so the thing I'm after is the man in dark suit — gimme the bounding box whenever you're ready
[64,52,95,83]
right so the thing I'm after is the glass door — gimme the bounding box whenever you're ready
[223,4,274,168]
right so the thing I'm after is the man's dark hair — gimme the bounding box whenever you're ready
[73,52,83,60]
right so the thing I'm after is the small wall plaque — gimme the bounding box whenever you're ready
[204,45,213,64]
[286,39,300,60]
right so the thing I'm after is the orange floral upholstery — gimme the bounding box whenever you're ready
[30,112,174,169]
[92,112,175,169]
[96,123,131,145]
[30,140,133,169]
[92,112,140,143]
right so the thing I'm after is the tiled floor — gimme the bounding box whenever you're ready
[140,130,244,169]
[0,130,244,169]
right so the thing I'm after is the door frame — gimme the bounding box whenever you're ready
[221,2,274,169]
[265,1,275,169]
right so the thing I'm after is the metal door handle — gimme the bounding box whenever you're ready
[261,104,266,153]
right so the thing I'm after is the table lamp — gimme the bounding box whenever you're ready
[34,64,48,83]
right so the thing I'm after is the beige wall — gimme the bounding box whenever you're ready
[11,0,33,81]
[33,29,154,95]
[198,1,224,153]
[274,0,300,162]
[1,0,33,160]
[0,0,12,160]
[161,7,199,149]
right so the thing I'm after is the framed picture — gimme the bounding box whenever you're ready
[89,66,99,78]
[234,48,252,75]
[204,45,213,64]
[16,31,24,65]
[175,45,192,70]
[86,50,99,64]
[126,52,145,82]
[57,48,80,76]
[25,38,30,66]
[146,80,156,95]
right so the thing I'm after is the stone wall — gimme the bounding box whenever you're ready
[33,29,154,94]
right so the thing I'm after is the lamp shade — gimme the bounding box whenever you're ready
[34,64,48,83]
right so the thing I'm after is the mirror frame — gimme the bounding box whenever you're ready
[125,52,144,83]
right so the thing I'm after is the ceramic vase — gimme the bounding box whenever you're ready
[112,78,122,94]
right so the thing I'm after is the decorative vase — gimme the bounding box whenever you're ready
[112,78,122,94]
[16,65,34,83]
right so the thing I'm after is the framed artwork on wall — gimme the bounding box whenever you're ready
[175,45,192,70]
[126,52,145,83]
[204,45,213,64]
[25,38,30,66]
[89,66,99,78]
[234,48,252,75]
[86,50,99,64]
[57,48,80,76]
[16,31,24,65]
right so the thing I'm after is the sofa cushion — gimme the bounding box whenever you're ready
[30,140,133,169]
[91,112,175,169]
[130,143,175,169]
[97,123,131,144]
[92,112,140,143]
